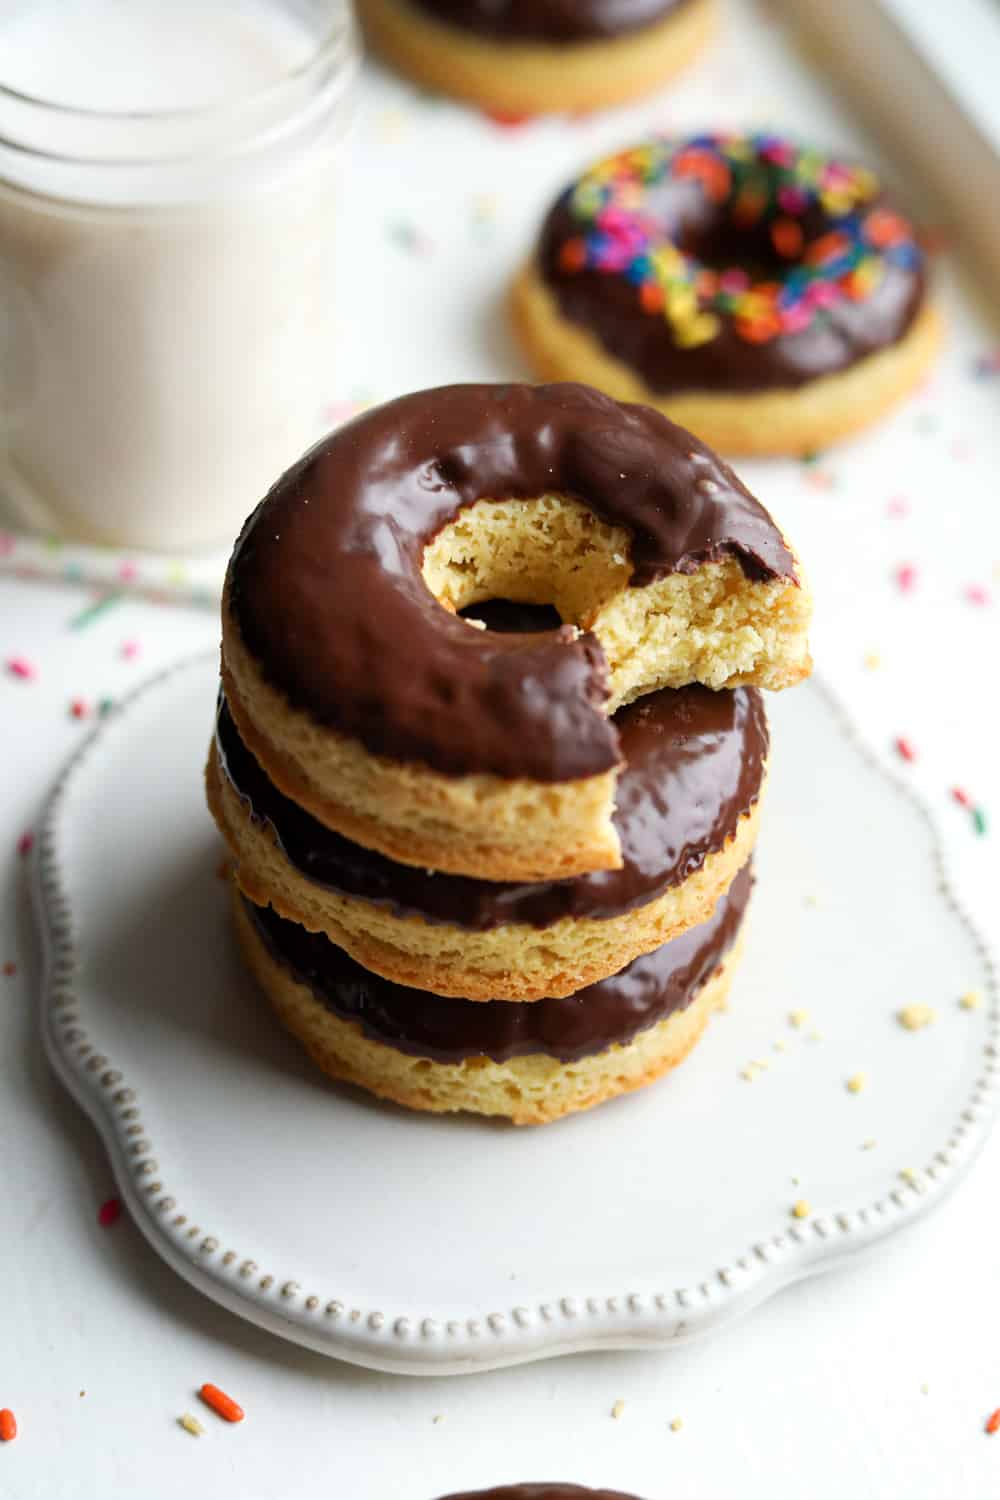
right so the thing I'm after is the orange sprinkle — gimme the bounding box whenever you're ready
[672,147,731,204]
[804,231,849,267]
[736,313,781,344]
[198,1383,244,1424]
[639,281,665,313]
[0,1409,16,1443]
[986,1408,1000,1436]
[865,208,908,249]
[558,237,587,273]
[771,217,804,259]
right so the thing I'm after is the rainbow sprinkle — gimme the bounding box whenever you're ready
[557,133,921,349]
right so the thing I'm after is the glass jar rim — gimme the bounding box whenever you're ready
[0,2,356,174]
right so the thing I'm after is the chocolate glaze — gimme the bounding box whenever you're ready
[539,183,925,394]
[437,1489,644,1500]
[411,0,686,43]
[244,862,750,1064]
[217,677,767,929]
[228,383,795,783]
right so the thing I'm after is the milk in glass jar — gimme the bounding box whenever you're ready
[0,0,356,549]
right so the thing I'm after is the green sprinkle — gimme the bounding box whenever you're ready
[68,591,124,631]
[98,698,115,718]
[801,450,822,465]
[973,807,988,836]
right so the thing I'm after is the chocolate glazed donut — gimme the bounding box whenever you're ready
[242,863,752,1065]
[222,382,807,881]
[411,0,691,42]
[228,382,792,781]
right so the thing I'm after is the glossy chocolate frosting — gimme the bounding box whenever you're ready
[538,183,925,394]
[244,862,750,1064]
[437,1489,644,1500]
[411,0,685,42]
[228,383,794,783]
[217,675,766,929]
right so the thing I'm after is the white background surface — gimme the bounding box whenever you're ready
[3,0,1000,1495]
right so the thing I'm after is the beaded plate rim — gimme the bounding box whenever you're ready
[33,651,1000,1375]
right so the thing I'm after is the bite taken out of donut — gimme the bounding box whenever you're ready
[512,132,941,456]
[221,382,811,883]
[355,0,716,117]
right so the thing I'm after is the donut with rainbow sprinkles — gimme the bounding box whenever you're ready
[512,132,941,455]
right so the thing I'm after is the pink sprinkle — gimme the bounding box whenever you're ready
[69,698,89,720]
[6,656,36,680]
[16,831,34,857]
[719,268,750,295]
[780,304,811,335]
[965,584,991,606]
[120,639,140,660]
[895,736,917,763]
[118,561,138,582]
[98,1196,122,1228]
[887,496,909,518]
[0,532,14,556]
[777,185,808,215]
[952,786,973,808]
[895,563,918,592]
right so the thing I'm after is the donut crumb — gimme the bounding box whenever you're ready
[898,1003,935,1030]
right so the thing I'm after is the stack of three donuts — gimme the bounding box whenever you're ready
[209,381,812,1124]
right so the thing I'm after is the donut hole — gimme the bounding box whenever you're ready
[421,493,632,627]
[423,492,808,706]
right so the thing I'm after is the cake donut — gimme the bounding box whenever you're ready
[356,0,715,116]
[207,672,767,1000]
[512,133,941,455]
[232,862,751,1125]
[223,383,810,883]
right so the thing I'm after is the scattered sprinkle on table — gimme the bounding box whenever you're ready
[120,639,140,660]
[894,735,917,763]
[846,1073,866,1094]
[3,962,16,978]
[198,1384,244,1424]
[69,698,89,720]
[669,1417,683,1433]
[895,563,917,592]
[920,1383,929,1395]
[6,656,36,681]
[16,832,34,857]
[432,1414,445,1425]
[178,1414,204,1437]
[898,1003,935,1031]
[791,1200,811,1220]
[789,1009,809,1029]
[98,1196,122,1228]
[899,1167,919,1184]
[863,650,881,671]
[611,1399,625,1420]
[862,1139,878,1151]
[0,1409,17,1443]
[986,1408,1000,1436]
[960,991,982,1011]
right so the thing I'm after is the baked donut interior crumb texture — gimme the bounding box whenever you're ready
[423,493,811,694]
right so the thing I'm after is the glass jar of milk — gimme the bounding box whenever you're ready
[0,0,356,550]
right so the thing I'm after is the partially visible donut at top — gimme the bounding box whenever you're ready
[222,382,810,883]
[355,0,715,115]
[512,133,941,455]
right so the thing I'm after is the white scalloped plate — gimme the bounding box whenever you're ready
[35,653,999,1375]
